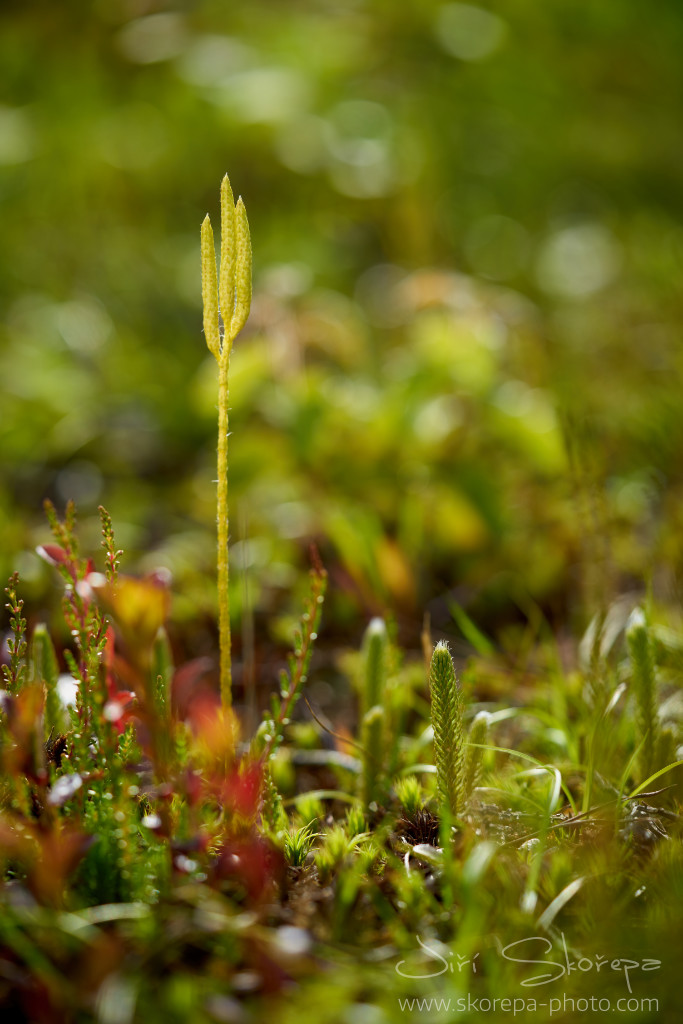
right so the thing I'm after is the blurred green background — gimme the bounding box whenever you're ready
[2,0,683,665]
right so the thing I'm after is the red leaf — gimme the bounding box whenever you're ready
[212,835,284,902]
[35,544,68,567]
[220,761,262,819]
[172,657,214,718]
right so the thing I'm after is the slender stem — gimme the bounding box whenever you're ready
[218,351,231,706]
[258,565,327,764]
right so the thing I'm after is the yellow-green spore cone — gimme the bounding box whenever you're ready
[230,198,252,341]
[219,174,236,334]
[201,215,220,362]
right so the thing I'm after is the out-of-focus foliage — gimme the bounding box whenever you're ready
[0,509,682,1022]
[2,0,683,656]
[3,5,683,1022]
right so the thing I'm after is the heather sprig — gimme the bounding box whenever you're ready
[2,572,27,694]
[254,556,327,765]
[43,498,80,579]
[98,505,123,585]
[40,502,113,769]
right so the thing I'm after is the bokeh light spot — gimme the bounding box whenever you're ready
[435,3,506,62]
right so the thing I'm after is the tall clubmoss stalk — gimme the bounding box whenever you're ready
[217,352,230,706]
[429,641,465,820]
[201,174,252,709]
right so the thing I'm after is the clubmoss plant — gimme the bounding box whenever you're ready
[626,607,659,779]
[345,803,367,837]
[315,824,361,885]
[151,626,174,778]
[201,173,252,709]
[463,710,490,806]
[360,617,388,808]
[395,775,423,818]
[284,822,318,867]
[429,640,465,820]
